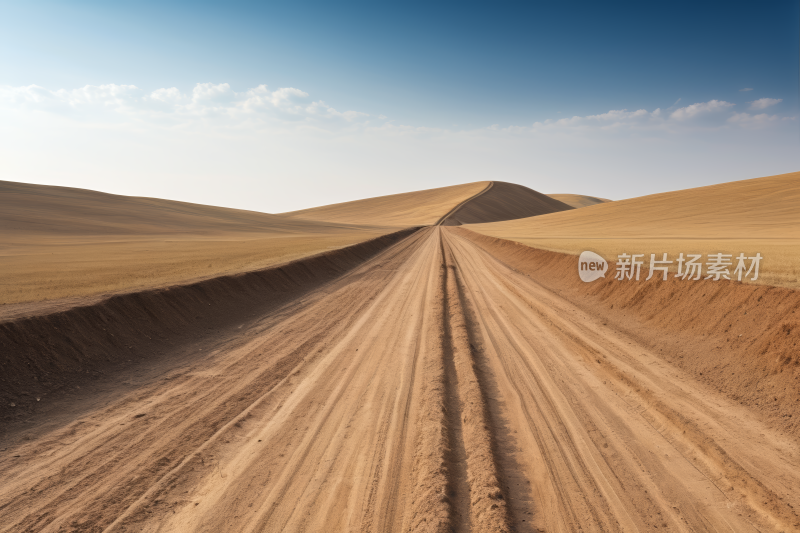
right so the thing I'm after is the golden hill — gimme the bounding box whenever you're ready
[441,181,573,225]
[468,171,800,288]
[0,181,393,308]
[547,194,611,209]
[281,182,490,226]
[0,180,377,237]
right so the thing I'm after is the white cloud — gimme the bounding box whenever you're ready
[2,83,796,189]
[526,108,660,131]
[727,112,793,128]
[1,84,797,214]
[0,83,371,126]
[150,87,181,103]
[59,84,142,108]
[0,83,144,115]
[749,97,782,110]
[191,82,233,102]
[3,85,791,137]
[669,100,734,120]
[520,98,787,134]
[739,88,753,92]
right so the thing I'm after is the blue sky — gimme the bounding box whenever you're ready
[0,1,797,211]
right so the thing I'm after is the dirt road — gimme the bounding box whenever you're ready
[1,228,799,532]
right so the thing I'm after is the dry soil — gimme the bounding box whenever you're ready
[1,227,798,532]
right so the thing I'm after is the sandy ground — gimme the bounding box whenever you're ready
[2,227,798,532]
[468,171,800,288]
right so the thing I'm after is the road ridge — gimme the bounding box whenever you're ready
[404,250,453,532]
[437,232,473,532]
[441,229,513,532]
[435,182,494,226]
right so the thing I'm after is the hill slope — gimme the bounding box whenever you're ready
[281,182,490,226]
[0,181,393,309]
[441,181,573,225]
[547,194,611,209]
[0,180,375,237]
[467,171,800,287]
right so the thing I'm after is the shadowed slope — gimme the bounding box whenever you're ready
[441,181,573,226]
[548,193,611,209]
[281,182,490,226]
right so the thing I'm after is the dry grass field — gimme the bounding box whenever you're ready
[0,181,398,309]
[1,180,521,310]
[470,171,800,288]
[0,233,395,308]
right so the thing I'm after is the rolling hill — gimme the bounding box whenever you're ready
[281,182,491,226]
[0,181,394,309]
[547,193,611,209]
[440,181,573,225]
[467,171,800,287]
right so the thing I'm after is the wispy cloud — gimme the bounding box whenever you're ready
[516,98,783,134]
[749,97,782,110]
[1,83,796,214]
[728,112,782,126]
[0,84,794,139]
[667,98,682,110]
[669,100,734,121]
[0,83,374,126]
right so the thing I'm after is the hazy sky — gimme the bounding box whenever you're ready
[1,0,798,212]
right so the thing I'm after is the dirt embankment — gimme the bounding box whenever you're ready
[452,227,800,437]
[0,227,420,426]
[441,181,573,226]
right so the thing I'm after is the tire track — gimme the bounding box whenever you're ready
[440,229,513,532]
[455,229,800,530]
[406,235,465,533]
[0,229,434,532]
[5,223,800,533]
[445,227,800,532]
